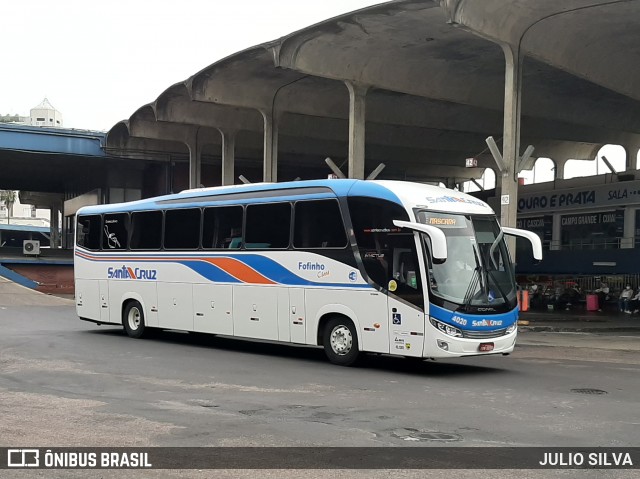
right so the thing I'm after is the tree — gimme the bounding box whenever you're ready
[0,190,17,222]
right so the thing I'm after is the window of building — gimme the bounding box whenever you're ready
[202,206,243,249]
[130,211,162,250]
[164,208,201,249]
[245,203,291,249]
[103,213,129,250]
[560,210,623,250]
[76,215,101,250]
[293,200,347,249]
[36,117,45,121]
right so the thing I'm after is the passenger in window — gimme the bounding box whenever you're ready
[227,227,242,249]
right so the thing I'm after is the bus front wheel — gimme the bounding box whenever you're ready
[123,300,147,339]
[323,317,360,366]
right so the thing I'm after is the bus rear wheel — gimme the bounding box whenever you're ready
[123,300,147,339]
[323,317,360,366]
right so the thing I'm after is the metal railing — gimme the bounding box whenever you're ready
[519,274,640,303]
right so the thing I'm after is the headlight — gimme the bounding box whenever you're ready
[506,323,517,334]
[429,317,463,338]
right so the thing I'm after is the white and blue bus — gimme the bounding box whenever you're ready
[74,179,541,365]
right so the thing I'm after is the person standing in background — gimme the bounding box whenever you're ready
[594,281,610,312]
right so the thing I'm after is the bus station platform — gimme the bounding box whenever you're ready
[518,308,640,333]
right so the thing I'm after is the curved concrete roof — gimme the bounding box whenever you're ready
[106,0,640,184]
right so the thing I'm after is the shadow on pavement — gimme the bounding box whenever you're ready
[84,327,509,378]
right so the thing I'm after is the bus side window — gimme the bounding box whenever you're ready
[130,211,162,250]
[103,213,129,250]
[293,200,347,249]
[76,214,101,250]
[389,234,423,307]
[395,251,417,288]
[348,196,409,288]
[202,206,243,250]
[245,203,291,249]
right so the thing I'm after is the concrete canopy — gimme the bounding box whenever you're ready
[106,0,640,189]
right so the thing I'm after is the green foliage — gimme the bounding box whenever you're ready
[0,190,16,204]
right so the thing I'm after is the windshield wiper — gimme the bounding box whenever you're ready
[462,243,484,311]
[488,229,504,270]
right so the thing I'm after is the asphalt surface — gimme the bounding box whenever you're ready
[1,282,639,478]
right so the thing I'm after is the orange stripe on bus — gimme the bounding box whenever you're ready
[204,258,276,285]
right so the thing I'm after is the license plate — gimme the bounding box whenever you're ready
[479,342,494,352]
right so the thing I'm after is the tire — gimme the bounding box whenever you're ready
[323,317,360,366]
[123,300,147,339]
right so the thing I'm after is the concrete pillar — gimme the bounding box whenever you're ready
[622,207,635,249]
[498,44,522,230]
[50,204,60,248]
[345,81,368,179]
[623,145,639,171]
[219,129,236,186]
[555,159,565,180]
[186,136,202,189]
[551,214,562,251]
[61,202,67,249]
[261,111,278,182]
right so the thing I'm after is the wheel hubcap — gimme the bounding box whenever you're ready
[128,307,141,330]
[330,325,352,355]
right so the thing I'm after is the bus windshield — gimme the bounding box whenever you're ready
[416,211,516,310]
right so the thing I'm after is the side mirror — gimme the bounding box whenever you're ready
[393,220,448,261]
[502,226,543,261]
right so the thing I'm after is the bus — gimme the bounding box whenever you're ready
[74,179,541,366]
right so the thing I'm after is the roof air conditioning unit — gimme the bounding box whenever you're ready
[23,240,40,256]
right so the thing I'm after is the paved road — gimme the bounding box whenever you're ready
[1,303,639,478]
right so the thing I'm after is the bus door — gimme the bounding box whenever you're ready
[288,288,306,343]
[385,232,425,357]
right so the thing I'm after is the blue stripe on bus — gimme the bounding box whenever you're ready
[76,179,406,215]
[76,251,370,289]
[346,181,403,205]
[429,303,517,331]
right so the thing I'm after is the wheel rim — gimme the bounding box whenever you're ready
[330,325,353,356]
[127,307,141,331]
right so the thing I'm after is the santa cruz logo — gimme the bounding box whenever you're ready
[108,265,157,280]
[471,319,503,327]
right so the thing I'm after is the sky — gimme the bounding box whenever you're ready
[1,0,380,132]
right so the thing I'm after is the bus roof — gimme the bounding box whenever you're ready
[77,179,494,216]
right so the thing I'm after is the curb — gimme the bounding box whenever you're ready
[519,326,640,333]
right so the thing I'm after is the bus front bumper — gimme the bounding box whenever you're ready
[423,329,517,358]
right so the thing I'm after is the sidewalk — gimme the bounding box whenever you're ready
[518,307,640,333]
